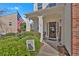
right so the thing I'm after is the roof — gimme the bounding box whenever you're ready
[0,13,17,17]
[25,5,65,18]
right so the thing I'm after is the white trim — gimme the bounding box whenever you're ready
[26,18,30,31]
[38,16,43,42]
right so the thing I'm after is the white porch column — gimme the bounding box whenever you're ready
[38,16,43,42]
[25,18,30,31]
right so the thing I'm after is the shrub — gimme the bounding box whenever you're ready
[16,32,40,39]
[21,35,41,56]
[0,32,41,56]
[5,33,16,36]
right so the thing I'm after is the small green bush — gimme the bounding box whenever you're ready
[21,22,26,31]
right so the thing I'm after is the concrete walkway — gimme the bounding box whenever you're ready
[37,41,59,56]
[44,39,58,49]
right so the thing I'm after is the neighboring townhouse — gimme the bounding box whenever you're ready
[0,13,17,33]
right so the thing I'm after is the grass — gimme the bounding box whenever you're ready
[0,32,41,56]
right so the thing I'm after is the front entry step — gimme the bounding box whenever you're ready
[44,39,70,56]
[49,39,57,41]
[57,45,70,56]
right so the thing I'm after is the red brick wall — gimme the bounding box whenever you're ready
[72,3,79,56]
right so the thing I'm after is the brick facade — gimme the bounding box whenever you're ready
[72,3,79,56]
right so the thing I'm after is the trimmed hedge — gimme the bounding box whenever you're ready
[16,32,40,39]
[0,32,41,56]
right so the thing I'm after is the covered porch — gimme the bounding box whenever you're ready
[25,4,72,56]
[26,5,65,43]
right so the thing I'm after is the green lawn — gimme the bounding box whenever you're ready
[0,32,41,56]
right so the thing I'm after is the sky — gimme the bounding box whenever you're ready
[0,3,34,20]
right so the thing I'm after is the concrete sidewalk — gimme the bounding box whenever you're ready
[37,41,59,56]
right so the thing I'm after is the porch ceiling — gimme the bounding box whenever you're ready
[25,5,65,19]
[43,13,63,20]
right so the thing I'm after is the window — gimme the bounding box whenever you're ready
[9,22,12,26]
[37,3,42,10]
[48,3,56,7]
[46,3,56,8]
[38,3,42,6]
